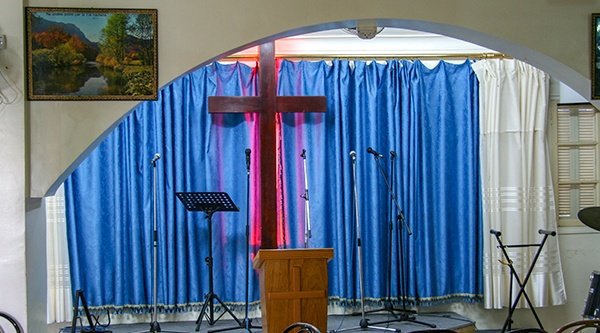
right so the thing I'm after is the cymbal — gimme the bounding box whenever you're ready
[577,206,600,231]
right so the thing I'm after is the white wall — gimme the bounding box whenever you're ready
[0,0,27,332]
[0,0,26,330]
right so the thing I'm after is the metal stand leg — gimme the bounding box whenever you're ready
[384,214,434,329]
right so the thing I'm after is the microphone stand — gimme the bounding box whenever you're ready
[133,154,186,333]
[300,149,312,248]
[385,151,398,315]
[358,151,402,318]
[210,149,261,333]
[331,151,398,333]
[369,151,435,329]
[354,151,398,318]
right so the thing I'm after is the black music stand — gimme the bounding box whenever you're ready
[176,192,243,332]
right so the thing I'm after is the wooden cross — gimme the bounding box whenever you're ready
[208,42,327,249]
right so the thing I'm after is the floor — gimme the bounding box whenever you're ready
[57,311,476,333]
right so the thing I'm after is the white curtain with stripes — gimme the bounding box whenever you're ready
[46,184,73,323]
[472,59,567,309]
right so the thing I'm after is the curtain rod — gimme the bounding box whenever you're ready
[222,52,508,62]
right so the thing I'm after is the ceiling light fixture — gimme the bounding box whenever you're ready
[343,23,384,40]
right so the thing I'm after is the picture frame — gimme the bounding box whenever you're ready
[25,7,158,101]
[592,13,600,99]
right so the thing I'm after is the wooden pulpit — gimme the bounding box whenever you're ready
[253,248,334,333]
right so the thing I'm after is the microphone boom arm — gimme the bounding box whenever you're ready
[373,154,412,235]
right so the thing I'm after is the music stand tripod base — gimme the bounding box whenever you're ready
[176,192,243,332]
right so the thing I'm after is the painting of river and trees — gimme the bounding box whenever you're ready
[26,7,157,100]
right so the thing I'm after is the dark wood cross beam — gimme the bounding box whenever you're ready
[208,41,327,249]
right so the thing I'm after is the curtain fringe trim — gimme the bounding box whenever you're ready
[327,294,483,311]
[82,294,483,316]
[83,300,262,316]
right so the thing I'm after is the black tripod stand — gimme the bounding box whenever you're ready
[363,148,435,329]
[175,192,243,332]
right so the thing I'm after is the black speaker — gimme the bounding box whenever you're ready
[583,271,600,318]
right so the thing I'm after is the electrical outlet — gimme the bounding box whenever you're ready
[0,35,6,50]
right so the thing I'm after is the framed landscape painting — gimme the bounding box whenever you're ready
[26,7,158,100]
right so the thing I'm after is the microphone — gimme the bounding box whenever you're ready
[538,229,557,236]
[490,229,501,237]
[245,148,251,171]
[150,153,160,165]
[390,150,397,158]
[367,147,383,158]
[349,150,356,160]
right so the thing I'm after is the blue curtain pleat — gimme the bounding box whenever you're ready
[397,61,482,302]
[65,59,481,313]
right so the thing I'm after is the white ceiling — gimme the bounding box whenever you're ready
[231,28,499,58]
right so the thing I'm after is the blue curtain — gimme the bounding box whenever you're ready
[65,59,482,313]
[278,60,481,305]
[65,62,259,313]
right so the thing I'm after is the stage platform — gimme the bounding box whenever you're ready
[63,312,476,333]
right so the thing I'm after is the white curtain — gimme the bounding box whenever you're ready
[46,184,73,323]
[472,59,566,309]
